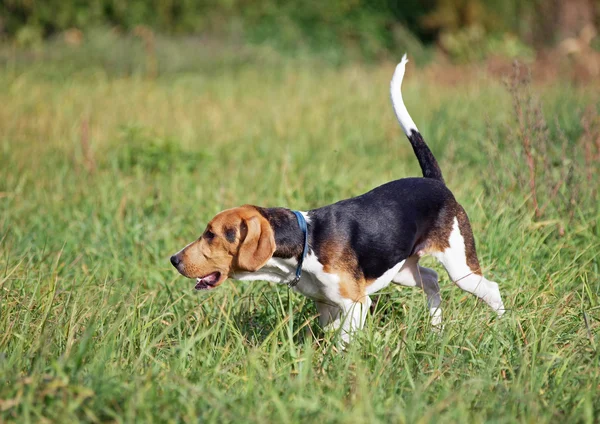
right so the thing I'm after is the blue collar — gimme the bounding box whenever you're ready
[289,210,308,287]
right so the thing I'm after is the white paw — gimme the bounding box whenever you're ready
[430,308,444,332]
[494,303,506,317]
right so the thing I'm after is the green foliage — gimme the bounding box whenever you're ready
[1,0,432,60]
[440,25,535,63]
[422,0,542,62]
[1,43,599,422]
[4,0,577,62]
[114,125,203,174]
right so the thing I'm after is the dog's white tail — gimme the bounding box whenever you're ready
[390,54,418,135]
[390,54,444,182]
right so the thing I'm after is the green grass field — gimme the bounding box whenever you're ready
[1,42,599,422]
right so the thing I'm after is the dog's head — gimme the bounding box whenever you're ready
[170,205,275,290]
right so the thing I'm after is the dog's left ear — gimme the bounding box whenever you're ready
[237,215,275,272]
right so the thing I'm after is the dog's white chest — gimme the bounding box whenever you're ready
[291,252,345,303]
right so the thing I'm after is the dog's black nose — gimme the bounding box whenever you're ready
[170,255,181,268]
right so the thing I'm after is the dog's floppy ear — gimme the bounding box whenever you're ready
[237,215,275,272]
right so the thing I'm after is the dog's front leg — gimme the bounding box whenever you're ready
[339,297,371,345]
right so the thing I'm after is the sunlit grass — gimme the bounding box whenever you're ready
[0,44,599,423]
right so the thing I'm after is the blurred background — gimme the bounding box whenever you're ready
[1,0,599,80]
[1,2,600,422]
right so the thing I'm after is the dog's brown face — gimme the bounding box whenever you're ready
[170,205,275,290]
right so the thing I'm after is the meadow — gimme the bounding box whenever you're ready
[0,38,599,422]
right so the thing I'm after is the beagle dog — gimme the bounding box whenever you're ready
[170,55,505,343]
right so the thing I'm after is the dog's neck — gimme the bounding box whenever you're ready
[232,207,309,285]
[255,207,308,260]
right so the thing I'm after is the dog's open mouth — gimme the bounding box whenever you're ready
[195,272,221,290]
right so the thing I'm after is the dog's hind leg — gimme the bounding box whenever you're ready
[433,210,505,315]
[392,255,442,327]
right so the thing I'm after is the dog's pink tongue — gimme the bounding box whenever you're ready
[195,272,220,290]
[203,272,220,284]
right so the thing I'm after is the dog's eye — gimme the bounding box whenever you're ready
[204,230,215,240]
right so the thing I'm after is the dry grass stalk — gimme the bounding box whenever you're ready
[501,61,598,229]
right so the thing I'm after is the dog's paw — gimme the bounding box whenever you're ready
[430,307,444,332]
[494,303,506,318]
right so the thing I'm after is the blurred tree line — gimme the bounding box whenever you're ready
[1,0,598,61]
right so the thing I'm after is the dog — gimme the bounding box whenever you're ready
[170,55,505,343]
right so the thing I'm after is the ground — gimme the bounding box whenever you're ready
[0,39,599,422]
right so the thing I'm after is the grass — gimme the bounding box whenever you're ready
[0,38,599,423]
